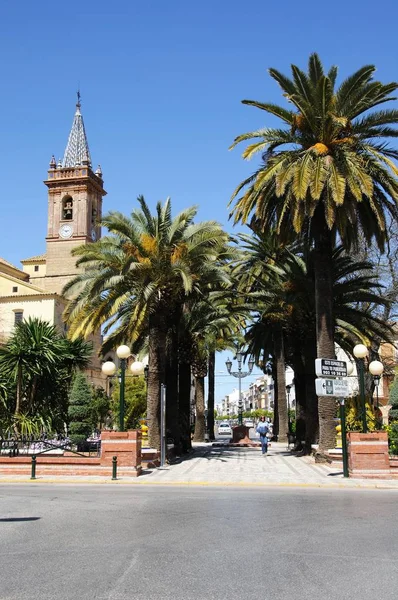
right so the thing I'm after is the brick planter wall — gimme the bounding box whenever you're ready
[100,430,142,475]
[0,430,143,478]
[347,431,390,479]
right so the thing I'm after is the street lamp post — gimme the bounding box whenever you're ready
[286,385,292,428]
[353,344,368,433]
[225,353,255,425]
[102,347,146,432]
[369,360,384,428]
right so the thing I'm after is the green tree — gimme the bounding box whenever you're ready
[111,376,147,430]
[237,230,394,451]
[230,54,398,449]
[179,296,244,442]
[389,374,398,420]
[0,317,92,432]
[64,196,230,449]
[68,371,92,446]
[89,386,110,430]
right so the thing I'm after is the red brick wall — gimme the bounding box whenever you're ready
[347,432,391,478]
[100,430,142,470]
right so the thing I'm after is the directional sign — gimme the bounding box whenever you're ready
[315,378,350,397]
[315,358,347,378]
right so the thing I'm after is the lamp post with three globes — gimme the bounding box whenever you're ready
[225,352,255,425]
[353,344,384,432]
[101,345,145,432]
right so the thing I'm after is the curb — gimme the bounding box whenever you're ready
[1,478,398,490]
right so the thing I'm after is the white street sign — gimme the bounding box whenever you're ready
[315,378,350,397]
[315,358,347,378]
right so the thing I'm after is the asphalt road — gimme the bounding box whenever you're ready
[0,485,397,600]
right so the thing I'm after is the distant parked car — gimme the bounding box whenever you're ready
[244,419,254,428]
[218,423,232,436]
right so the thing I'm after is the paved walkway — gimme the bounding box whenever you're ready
[1,442,398,489]
[143,442,398,488]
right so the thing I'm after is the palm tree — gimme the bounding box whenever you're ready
[178,294,244,442]
[64,196,230,449]
[230,54,398,450]
[238,231,395,451]
[233,231,294,442]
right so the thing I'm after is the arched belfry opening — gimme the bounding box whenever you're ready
[62,196,73,220]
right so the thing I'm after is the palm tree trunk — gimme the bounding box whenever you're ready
[313,206,336,452]
[291,357,306,449]
[275,328,288,443]
[304,345,318,454]
[193,377,205,441]
[207,351,215,440]
[166,328,181,453]
[147,314,166,450]
[272,359,279,439]
[179,362,192,452]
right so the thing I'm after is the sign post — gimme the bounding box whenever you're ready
[315,358,350,465]
[315,359,348,378]
[315,378,349,397]
[160,384,166,468]
[339,398,349,478]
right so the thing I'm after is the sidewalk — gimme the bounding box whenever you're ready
[142,442,398,489]
[1,442,398,489]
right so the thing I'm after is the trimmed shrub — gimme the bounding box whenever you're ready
[68,371,92,446]
[389,375,398,420]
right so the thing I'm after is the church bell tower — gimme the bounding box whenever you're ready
[43,94,106,295]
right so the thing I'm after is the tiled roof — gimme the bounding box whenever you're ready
[62,94,92,168]
[0,256,20,270]
[0,256,18,269]
[20,254,46,263]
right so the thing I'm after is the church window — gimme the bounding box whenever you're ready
[12,286,18,293]
[62,196,73,220]
[34,265,39,272]
[14,311,23,325]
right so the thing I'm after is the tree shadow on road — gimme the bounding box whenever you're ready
[0,517,41,522]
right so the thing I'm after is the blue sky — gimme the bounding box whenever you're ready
[2,0,398,403]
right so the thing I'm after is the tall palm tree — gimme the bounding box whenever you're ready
[64,196,230,449]
[233,231,294,442]
[178,294,244,442]
[230,54,398,450]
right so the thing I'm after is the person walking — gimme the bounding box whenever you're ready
[256,416,269,455]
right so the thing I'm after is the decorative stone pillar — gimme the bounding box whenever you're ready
[232,425,252,445]
[379,405,392,427]
[347,431,390,479]
[100,430,142,476]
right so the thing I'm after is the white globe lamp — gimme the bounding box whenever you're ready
[102,361,116,376]
[369,360,384,377]
[130,361,145,376]
[353,344,368,359]
[116,345,131,359]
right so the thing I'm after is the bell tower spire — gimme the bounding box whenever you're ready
[43,95,106,295]
[62,91,92,168]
